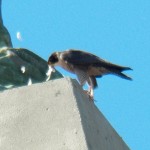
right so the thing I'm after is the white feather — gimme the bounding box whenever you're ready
[46,66,55,81]
[21,66,26,73]
[16,32,22,41]
[27,78,32,86]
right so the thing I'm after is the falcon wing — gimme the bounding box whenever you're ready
[61,49,101,65]
[62,49,131,72]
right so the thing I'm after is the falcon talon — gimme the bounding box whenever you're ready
[83,90,94,101]
[88,95,94,102]
[48,49,132,100]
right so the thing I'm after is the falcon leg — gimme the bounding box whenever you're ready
[89,86,94,98]
[88,86,94,100]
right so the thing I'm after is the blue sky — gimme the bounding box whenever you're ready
[2,0,150,149]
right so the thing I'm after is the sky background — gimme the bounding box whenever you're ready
[2,0,150,149]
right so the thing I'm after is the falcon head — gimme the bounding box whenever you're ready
[48,52,59,66]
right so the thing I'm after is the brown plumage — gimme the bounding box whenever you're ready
[48,49,132,100]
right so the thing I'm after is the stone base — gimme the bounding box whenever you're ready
[0,78,130,150]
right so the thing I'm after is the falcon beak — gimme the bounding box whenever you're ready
[48,60,52,66]
[48,61,55,68]
[47,61,55,71]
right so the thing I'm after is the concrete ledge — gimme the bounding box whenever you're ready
[0,78,130,150]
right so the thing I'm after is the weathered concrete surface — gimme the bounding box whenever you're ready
[0,78,130,150]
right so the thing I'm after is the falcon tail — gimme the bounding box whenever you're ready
[114,67,132,80]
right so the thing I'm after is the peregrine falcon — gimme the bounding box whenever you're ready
[48,49,132,100]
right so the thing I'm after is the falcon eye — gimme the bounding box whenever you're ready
[48,53,58,64]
